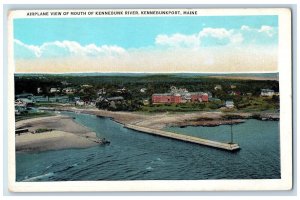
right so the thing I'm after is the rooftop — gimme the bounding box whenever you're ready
[107,96,124,101]
[261,89,274,92]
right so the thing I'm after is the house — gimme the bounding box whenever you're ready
[50,88,59,93]
[229,91,241,96]
[225,100,234,108]
[116,87,126,93]
[74,97,81,102]
[152,86,209,104]
[206,92,213,99]
[96,96,124,104]
[15,99,27,107]
[261,89,275,97]
[143,99,149,105]
[15,98,34,107]
[37,87,43,94]
[107,96,124,102]
[89,100,96,107]
[62,88,76,94]
[140,88,147,93]
[230,85,237,89]
[76,100,85,106]
[49,96,70,103]
[97,88,106,95]
[61,81,71,86]
[96,96,125,109]
[190,92,209,102]
[152,93,182,104]
[81,84,92,88]
[214,85,222,90]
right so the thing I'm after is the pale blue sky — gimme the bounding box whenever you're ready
[13,15,279,73]
[14,16,278,48]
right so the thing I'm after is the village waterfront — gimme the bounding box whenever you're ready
[14,73,280,181]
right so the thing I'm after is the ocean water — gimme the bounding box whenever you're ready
[16,112,280,181]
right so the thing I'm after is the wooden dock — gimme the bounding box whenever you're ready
[124,124,240,151]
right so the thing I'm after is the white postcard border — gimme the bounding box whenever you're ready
[7,8,292,192]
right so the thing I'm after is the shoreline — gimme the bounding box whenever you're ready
[47,107,279,130]
[15,107,279,153]
[15,114,103,153]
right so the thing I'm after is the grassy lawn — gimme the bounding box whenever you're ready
[235,96,279,112]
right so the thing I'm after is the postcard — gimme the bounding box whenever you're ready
[7,8,292,192]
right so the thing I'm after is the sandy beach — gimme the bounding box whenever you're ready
[15,115,101,152]
[52,107,278,129]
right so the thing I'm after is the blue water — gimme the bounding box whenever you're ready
[16,112,280,181]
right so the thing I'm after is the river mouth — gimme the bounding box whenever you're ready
[16,112,280,181]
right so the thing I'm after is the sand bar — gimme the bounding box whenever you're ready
[15,115,100,153]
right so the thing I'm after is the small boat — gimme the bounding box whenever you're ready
[102,138,110,144]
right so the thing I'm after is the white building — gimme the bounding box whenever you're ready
[15,98,34,107]
[97,88,106,95]
[50,88,59,93]
[76,100,85,106]
[37,87,43,94]
[225,101,234,108]
[63,88,76,94]
[261,89,275,97]
[214,85,222,90]
[140,88,147,93]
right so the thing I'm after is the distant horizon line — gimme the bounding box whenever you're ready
[14,71,279,75]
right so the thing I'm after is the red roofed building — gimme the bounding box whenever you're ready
[152,93,181,104]
[152,87,209,104]
[190,92,209,102]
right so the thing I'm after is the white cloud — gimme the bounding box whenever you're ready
[199,28,244,45]
[14,39,41,57]
[258,25,275,37]
[155,27,250,49]
[155,33,200,49]
[241,25,251,31]
[241,25,276,37]
[199,28,232,39]
[14,39,126,59]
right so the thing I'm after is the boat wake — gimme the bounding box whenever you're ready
[22,172,54,182]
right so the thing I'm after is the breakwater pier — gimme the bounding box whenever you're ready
[124,124,240,151]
